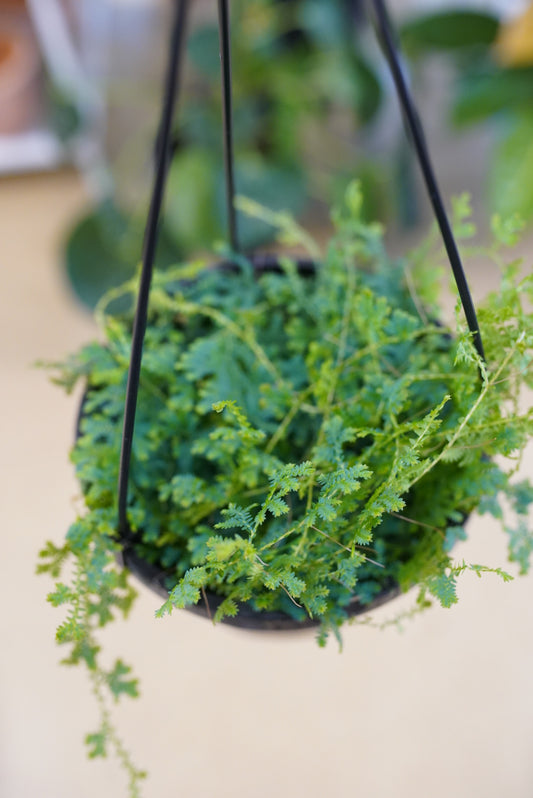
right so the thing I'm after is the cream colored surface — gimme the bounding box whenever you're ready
[1,170,533,798]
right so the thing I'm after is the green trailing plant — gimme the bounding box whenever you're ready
[39,185,533,795]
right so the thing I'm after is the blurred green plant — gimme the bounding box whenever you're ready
[64,0,387,308]
[68,2,533,311]
[65,202,179,311]
[399,5,533,224]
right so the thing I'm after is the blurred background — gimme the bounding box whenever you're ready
[3,0,533,304]
[2,1,533,797]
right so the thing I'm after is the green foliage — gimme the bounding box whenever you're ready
[64,201,179,311]
[63,0,389,310]
[86,730,108,759]
[452,66,533,128]
[174,0,384,247]
[38,517,143,794]
[472,92,533,224]
[395,6,533,225]
[107,660,140,701]
[41,185,533,794]
[401,10,499,56]
[489,112,533,222]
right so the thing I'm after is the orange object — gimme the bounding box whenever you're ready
[0,13,42,134]
[495,3,533,66]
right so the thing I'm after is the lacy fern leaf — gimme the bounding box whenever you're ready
[40,184,533,794]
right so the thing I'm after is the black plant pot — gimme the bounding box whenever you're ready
[120,540,401,631]
[75,254,405,631]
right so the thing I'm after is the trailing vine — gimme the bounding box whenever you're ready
[39,185,533,794]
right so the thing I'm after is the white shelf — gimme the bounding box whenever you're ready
[0,127,66,175]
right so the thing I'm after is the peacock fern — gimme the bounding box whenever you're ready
[38,184,533,795]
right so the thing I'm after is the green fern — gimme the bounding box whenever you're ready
[39,183,533,794]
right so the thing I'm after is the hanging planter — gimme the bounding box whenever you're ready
[66,197,530,640]
[39,0,533,794]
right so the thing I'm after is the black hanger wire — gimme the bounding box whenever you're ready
[367,0,485,361]
[116,0,485,540]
